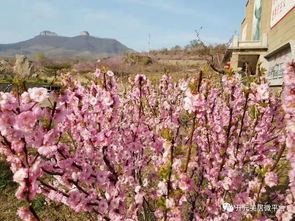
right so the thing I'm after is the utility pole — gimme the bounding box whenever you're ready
[148,33,151,56]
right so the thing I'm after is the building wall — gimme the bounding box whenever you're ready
[260,0,271,37]
[230,0,294,85]
[268,7,295,51]
[231,53,239,70]
[241,0,295,51]
[240,0,255,41]
[241,0,271,41]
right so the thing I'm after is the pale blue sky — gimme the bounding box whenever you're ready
[0,0,245,51]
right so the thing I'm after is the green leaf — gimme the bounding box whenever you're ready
[249,105,258,120]
[160,128,171,141]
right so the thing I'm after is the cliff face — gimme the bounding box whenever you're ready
[0,31,133,59]
[40,31,58,37]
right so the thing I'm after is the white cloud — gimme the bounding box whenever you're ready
[84,12,109,21]
[118,0,196,15]
[32,1,58,19]
[115,0,222,26]
[82,9,154,50]
[202,35,228,45]
[83,9,154,34]
[81,7,226,51]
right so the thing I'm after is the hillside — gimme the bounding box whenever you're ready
[0,31,133,59]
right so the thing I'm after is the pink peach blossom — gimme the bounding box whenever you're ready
[28,88,48,103]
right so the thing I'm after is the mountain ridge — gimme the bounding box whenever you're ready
[0,32,133,59]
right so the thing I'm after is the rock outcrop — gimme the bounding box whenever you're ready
[80,31,90,36]
[13,55,34,79]
[0,60,10,71]
[40,31,58,36]
[0,59,13,80]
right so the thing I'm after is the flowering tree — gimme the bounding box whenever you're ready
[0,65,292,220]
[280,60,295,221]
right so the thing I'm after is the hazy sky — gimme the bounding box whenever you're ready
[0,0,245,51]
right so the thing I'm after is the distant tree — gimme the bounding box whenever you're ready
[161,48,169,55]
[32,52,47,63]
[187,39,205,49]
[124,53,153,66]
[43,62,72,84]
[186,27,230,74]
[171,45,182,50]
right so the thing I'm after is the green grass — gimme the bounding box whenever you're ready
[0,78,60,85]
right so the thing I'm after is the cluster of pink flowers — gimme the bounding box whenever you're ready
[0,65,293,220]
[281,59,295,221]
